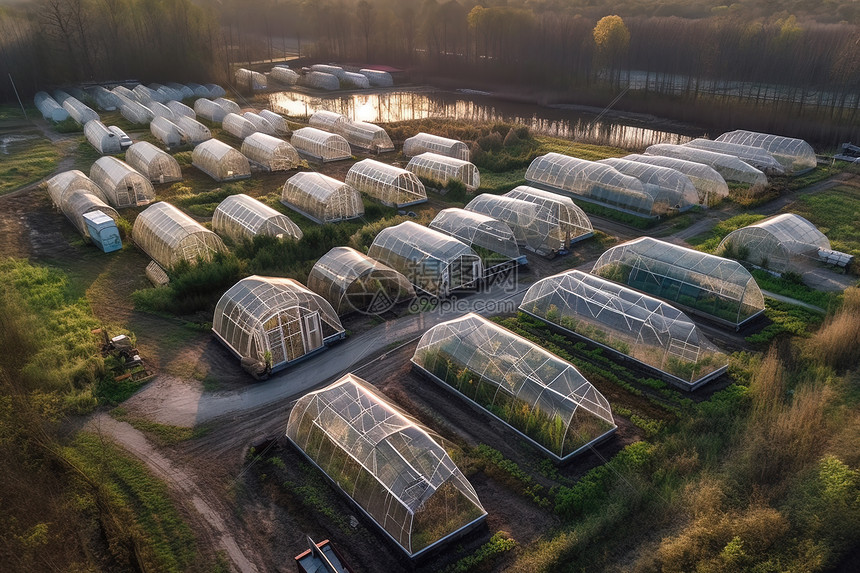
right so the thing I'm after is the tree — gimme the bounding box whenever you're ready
[593,14,630,87]
[356,0,374,62]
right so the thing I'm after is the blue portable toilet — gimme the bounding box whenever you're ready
[82,210,122,253]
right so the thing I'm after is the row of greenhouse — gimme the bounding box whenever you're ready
[240,64,394,92]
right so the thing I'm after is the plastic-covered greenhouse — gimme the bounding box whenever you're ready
[525,153,664,217]
[151,83,182,102]
[645,144,767,186]
[520,270,729,389]
[597,157,700,211]
[192,139,251,182]
[186,83,212,98]
[62,97,99,125]
[281,173,364,223]
[309,110,348,133]
[310,64,346,79]
[270,66,299,85]
[359,69,393,87]
[503,186,594,246]
[342,71,370,88]
[194,98,228,123]
[684,138,784,174]
[150,116,183,147]
[116,94,154,125]
[406,153,480,190]
[403,133,470,161]
[222,113,257,140]
[84,120,122,154]
[148,101,176,122]
[205,84,227,98]
[308,246,416,314]
[176,116,212,145]
[90,157,155,208]
[213,193,301,243]
[125,141,182,184]
[286,373,486,557]
[622,154,729,207]
[304,71,340,91]
[112,85,137,102]
[258,110,290,135]
[214,97,241,115]
[52,90,72,104]
[465,194,567,256]
[235,68,267,90]
[133,84,162,104]
[718,213,835,274]
[89,86,120,111]
[242,112,276,136]
[412,313,616,460]
[241,133,301,172]
[291,127,351,162]
[212,276,345,373]
[367,221,482,297]
[429,208,522,269]
[341,121,395,152]
[132,202,226,269]
[51,189,120,240]
[346,159,427,208]
[166,100,195,119]
[34,92,70,121]
[592,237,765,328]
[715,130,816,174]
[46,170,105,204]
[166,82,196,100]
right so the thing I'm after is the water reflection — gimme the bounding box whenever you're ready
[268,89,696,149]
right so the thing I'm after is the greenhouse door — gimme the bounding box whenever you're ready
[301,311,323,353]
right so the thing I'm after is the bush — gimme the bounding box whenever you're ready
[804,287,860,371]
[477,132,503,153]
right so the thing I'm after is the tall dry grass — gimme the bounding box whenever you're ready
[805,287,860,371]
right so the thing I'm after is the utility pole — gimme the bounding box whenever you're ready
[9,74,27,120]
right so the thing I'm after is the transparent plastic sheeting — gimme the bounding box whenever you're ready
[166,82,196,100]
[241,133,301,172]
[309,64,347,79]
[148,101,176,122]
[194,98,227,123]
[406,152,480,190]
[62,97,99,125]
[683,139,784,174]
[305,71,340,91]
[307,246,416,315]
[520,270,729,389]
[166,100,195,119]
[212,276,344,369]
[34,92,70,121]
[90,157,155,208]
[132,202,226,269]
[342,71,370,89]
[291,127,351,162]
[46,170,105,205]
[222,113,257,140]
[412,313,616,460]
[359,69,393,87]
[429,208,521,263]
[286,374,485,557]
[242,112,277,136]
[206,84,227,98]
[150,116,182,147]
[597,157,699,211]
[716,130,816,174]
[280,172,364,223]
[403,133,470,161]
[309,110,348,132]
[340,121,395,152]
[191,139,251,182]
[644,144,767,186]
[368,221,482,297]
[718,213,831,274]
[125,141,182,184]
[592,237,765,327]
[214,97,240,115]
[258,110,290,135]
[465,193,566,256]
[346,159,427,207]
[176,116,212,145]
[622,154,729,207]
[89,86,121,111]
[235,68,267,90]
[115,94,154,124]
[503,186,594,245]
[84,120,122,154]
[270,66,300,85]
[149,83,181,102]
[212,193,302,243]
[48,185,119,239]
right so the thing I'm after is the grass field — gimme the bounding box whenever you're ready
[0,134,61,194]
[791,184,860,258]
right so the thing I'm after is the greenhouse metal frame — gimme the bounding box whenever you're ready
[503,186,594,246]
[716,130,816,174]
[342,71,370,89]
[192,139,251,182]
[428,208,523,270]
[359,69,393,87]
[194,98,228,123]
[307,246,416,315]
[412,313,617,461]
[683,138,784,174]
[84,120,122,155]
[644,144,767,186]
[62,97,99,125]
[166,100,195,119]
[291,127,351,162]
[90,157,155,208]
[235,68,267,90]
[286,373,486,558]
[242,112,277,136]
[132,202,226,269]
[340,121,395,153]
[175,116,212,145]
[304,71,340,91]
[598,157,700,211]
[403,133,470,161]
[51,189,121,240]
[150,116,183,147]
[270,66,299,85]
[622,154,729,207]
[520,270,729,390]
[125,141,183,184]
[212,276,345,372]
[592,237,765,328]
[346,159,427,208]
[34,92,69,121]
[280,172,364,224]
[241,133,301,172]
[222,113,258,140]
[465,194,566,256]
[212,193,302,243]
[309,110,348,133]
[367,221,482,297]
[406,152,480,190]
[258,110,290,135]
[46,170,106,205]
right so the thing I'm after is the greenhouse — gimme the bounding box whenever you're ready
[428,208,522,269]
[597,157,700,212]
[309,110,348,133]
[186,83,211,98]
[307,246,416,315]
[346,159,427,208]
[520,270,729,389]
[367,221,482,297]
[286,373,486,557]
[258,109,290,135]
[504,186,594,246]
[222,113,257,140]
[116,95,154,125]
[84,120,122,155]
[342,71,370,89]
[166,100,195,119]
[622,154,729,207]
[291,127,352,162]
[242,112,277,136]
[148,101,176,122]
[592,237,765,328]
[125,141,183,184]
[205,84,227,98]
[465,194,566,256]
[50,188,120,240]
[175,115,212,145]
[132,202,226,269]
[309,64,346,79]
[90,157,155,208]
[359,69,393,87]
[212,276,345,373]
[192,139,251,182]
[62,97,99,125]
[684,138,784,174]
[304,71,340,91]
[89,86,120,111]
[214,97,241,115]
[46,170,106,204]
[235,68,267,90]
[149,83,181,102]
[111,85,137,102]
[412,313,616,460]
[718,213,836,274]
[241,133,301,172]
[715,130,816,174]
[150,116,183,147]
[212,193,302,243]
[341,121,395,153]
[52,90,72,104]
[524,152,662,217]
[406,152,478,190]
[166,82,196,100]
[280,172,363,223]
[194,98,228,123]
[645,144,768,186]
[270,66,299,85]
[133,84,162,104]
[34,92,69,121]
[403,133,470,161]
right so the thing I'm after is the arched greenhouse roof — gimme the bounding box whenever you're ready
[503,186,593,244]
[270,66,299,86]
[176,116,212,145]
[125,141,183,184]
[241,132,301,172]
[90,157,155,208]
[35,92,70,121]
[235,68,267,90]
[150,116,183,147]
[258,110,290,135]
[340,121,395,152]
[286,373,485,557]
[132,202,226,269]
[406,152,480,190]
[213,193,302,243]
[715,130,816,174]
[166,100,195,119]
[50,188,120,239]
[62,97,99,125]
[429,208,521,264]
[242,112,277,136]
[342,71,370,89]
[465,193,566,256]
[304,71,340,91]
[346,159,427,208]
[412,313,616,460]
[598,157,700,212]
[192,139,251,182]
[291,127,351,162]
[89,86,120,111]
[281,172,364,223]
[644,144,767,186]
[194,98,227,123]
[46,170,106,205]
[359,69,393,87]
[222,113,257,140]
[403,133,470,161]
[84,120,122,155]
[214,97,241,115]
[622,154,729,207]
[683,138,784,174]
[309,64,346,79]
[309,110,348,132]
